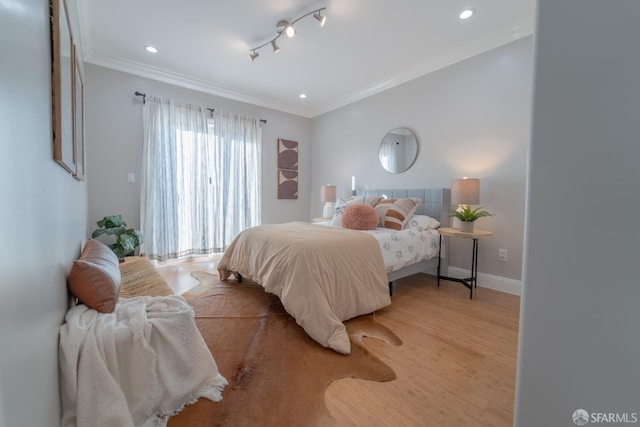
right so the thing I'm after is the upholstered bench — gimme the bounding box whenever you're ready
[61,247,227,426]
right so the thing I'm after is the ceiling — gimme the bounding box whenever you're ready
[78,0,536,118]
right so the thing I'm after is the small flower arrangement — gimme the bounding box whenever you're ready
[450,205,494,222]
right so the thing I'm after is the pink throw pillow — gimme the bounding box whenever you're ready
[67,239,121,313]
[341,204,378,230]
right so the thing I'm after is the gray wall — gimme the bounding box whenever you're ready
[85,64,312,234]
[0,0,88,426]
[86,39,532,285]
[311,37,533,282]
[515,0,640,425]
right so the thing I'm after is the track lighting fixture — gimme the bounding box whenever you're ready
[313,11,326,27]
[249,7,327,62]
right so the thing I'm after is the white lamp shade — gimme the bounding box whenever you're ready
[320,185,336,202]
[451,178,480,205]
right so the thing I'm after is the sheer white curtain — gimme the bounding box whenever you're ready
[141,96,214,261]
[141,98,262,261]
[210,111,262,251]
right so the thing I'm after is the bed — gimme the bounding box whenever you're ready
[218,188,450,354]
[359,188,450,287]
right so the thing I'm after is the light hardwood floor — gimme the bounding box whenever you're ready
[156,260,520,427]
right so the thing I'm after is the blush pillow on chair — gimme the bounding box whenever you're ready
[341,204,379,230]
[67,239,122,313]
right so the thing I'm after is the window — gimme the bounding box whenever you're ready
[141,97,261,261]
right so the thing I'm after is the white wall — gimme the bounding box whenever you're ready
[85,39,532,284]
[515,0,640,425]
[0,1,88,426]
[311,38,533,282]
[84,64,312,234]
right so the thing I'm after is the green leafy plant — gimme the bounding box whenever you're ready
[450,206,494,222]
[91,215,143,258]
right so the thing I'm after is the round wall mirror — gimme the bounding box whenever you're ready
[378,127,418,173]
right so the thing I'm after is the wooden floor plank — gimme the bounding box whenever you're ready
[156,260,520,427]
[323,274,520,427]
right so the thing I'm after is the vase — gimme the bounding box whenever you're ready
[460,221,474,233]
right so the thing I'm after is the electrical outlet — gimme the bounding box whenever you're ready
[498,249,508,262]
[127,173,135,183]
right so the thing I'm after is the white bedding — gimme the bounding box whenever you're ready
[363,228,440,273]
[316,221,441,274]
[217,222,390,355]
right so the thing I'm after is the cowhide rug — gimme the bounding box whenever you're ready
[168,271,401,427]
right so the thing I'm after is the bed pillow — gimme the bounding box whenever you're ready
[341,204,379,230]
[375,198,421,230]
[329,198,348,226]
[405,214,441,231]
[67,239,122,313]
[347,195,383,207]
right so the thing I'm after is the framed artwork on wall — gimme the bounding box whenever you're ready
[51,0,75,173]
[277,139,298,199]
[72,44,85,181]
[277,169,298,200]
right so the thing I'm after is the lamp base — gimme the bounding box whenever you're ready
[322,202,335,218]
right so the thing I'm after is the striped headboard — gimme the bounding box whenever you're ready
[358,188,451,227]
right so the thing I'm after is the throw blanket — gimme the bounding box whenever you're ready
[218,222,390,354]
[59,295,228,427]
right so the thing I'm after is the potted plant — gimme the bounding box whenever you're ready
[92,215,143,259]
[450,206,493,233]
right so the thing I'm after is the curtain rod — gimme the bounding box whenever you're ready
[134,91,267,124]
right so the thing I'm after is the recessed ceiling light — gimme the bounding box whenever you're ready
[299,94,307,99]
[459,9,474,20]
[145,46,158,53]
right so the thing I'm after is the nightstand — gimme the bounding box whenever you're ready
[437,227,493,299]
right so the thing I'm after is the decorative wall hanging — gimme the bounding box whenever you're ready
[72,44,85,181]
[51,0,75,173]
[277,139,298,199]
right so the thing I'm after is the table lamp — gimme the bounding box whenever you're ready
[321,184,337,218]
[451,177,479,207]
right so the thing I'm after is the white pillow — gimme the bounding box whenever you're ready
[347,195,383,207]
[374,198,422,230]
[330,198,348,226]
[405,215,440,231]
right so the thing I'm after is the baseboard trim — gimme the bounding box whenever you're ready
[446,267,522,296]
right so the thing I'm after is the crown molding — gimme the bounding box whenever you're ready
[84,52,315,118]
[314,18,535,117]
[83,17,533,119]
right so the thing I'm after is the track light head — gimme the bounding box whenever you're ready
[271,39,280,53]
[249,50,259,62]
[277,20,296,37]
[313,11,326,27]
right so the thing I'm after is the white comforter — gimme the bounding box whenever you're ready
[59,296,228,427]
[217,222,390,355]
[364,228,440,273]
